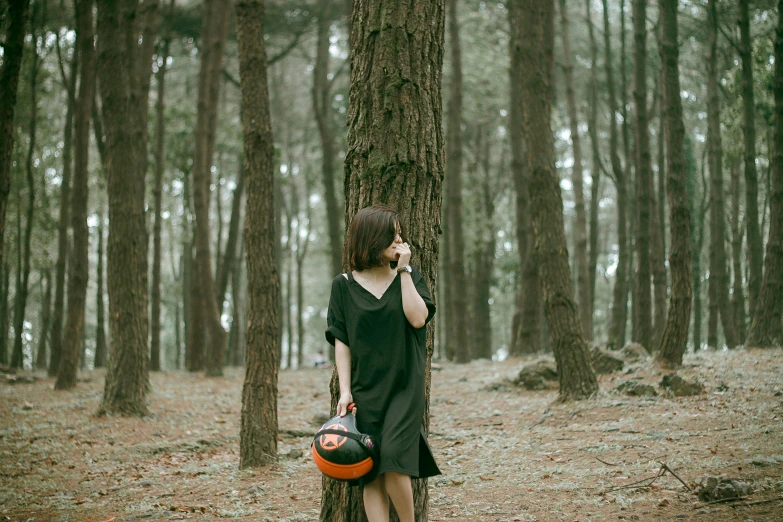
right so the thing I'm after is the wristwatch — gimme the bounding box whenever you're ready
[397,264,413,274]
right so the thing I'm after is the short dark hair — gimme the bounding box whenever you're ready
[347,205,406,271]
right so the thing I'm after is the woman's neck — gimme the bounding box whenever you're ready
[357,264,395,277]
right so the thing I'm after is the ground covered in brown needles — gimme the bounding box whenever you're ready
[2,348,782,521]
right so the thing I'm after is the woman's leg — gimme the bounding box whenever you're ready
[363,474,389,522]
[384,472,414,522]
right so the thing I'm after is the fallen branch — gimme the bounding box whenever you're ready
[604,467,665,492]
[730,496,783,509]
[659,462,692,491]
[594,456,619,467]
[698,495,752,506]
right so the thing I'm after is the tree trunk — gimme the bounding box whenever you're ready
[57,0,96,389]
[656,0,693,368]
[313,0,343,279]
[585,0,601,328]
[745,1,783,348]
[738,0,763,319]
[229,237,245,367]
[558,0,591,340]
[215,160,245,311]
[445,0,470,363]
[508,0,541,357]
[516,0,597,400]
[35,270,52,370]
[296,172,313,369]
[601,0,629,350]
[651,68,668,352]
[0,0,31,275]
[320,0,444,518]
[98,0,159,416]
[95,206,107,368]
[11,2,42,370]
[472,130,496,359]
[0,263,9,365]
[731,161,747,341]
[151,35,170,372]
[193,0,230,377]
[631,0,652,353]
[284,188,293,369]
[705,0,738,350]
[236,0,280,467]
[688,144,707,353]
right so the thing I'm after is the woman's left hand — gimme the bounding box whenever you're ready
[394,242,412,267]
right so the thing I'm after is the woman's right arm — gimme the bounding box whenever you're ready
[335,339,354,416]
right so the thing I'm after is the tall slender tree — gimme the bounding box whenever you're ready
[738,0,763,318]
[745,0,783,348]
[191,0,230,377]
[651,68,668,351]
[11,0,44,369]
[585,0,601,324]
[508,0,541,357]
[656,0,693,368]
[631,0,652,352]
[236,0,280,467]
[730,161,747,340]
[601,0,630,350]
[0,0,31,273]
[98,0,160,416]
[151,23,172,372]
[558,0,591,340]
[705,0,738,349]
[320,0,444,517]
[57,0,96,389]
[313,0,343,280]
[94,205,107,368]
[445,0,470,363]
[36,270,52,369]
[516,0,598,400]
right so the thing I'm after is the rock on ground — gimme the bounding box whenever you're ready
[620,342,651,362]
[615,380,658,397]
[590,346,625,374]
[512,360,558,390]
[697,476,753,502]
[661,373,704,397]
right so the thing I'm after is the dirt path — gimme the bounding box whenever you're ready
[2,348,782,521]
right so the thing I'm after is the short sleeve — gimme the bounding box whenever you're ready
[413,267,436,328]
[326,276,350,347]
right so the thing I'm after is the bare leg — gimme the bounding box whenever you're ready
[363,474,390,522]
[384,472,415,522]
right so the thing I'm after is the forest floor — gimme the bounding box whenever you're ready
[1,347,782,522]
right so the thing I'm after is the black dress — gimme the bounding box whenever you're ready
[325,266,441,485]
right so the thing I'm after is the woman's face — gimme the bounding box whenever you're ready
[381,222,404,263]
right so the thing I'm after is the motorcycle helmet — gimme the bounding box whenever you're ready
[311,403,379,481]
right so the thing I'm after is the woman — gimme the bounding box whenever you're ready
[325,204,441,522]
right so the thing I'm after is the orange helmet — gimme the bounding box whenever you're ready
[311,404,378,481]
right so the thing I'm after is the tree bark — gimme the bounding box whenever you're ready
[558,0,591,340]
[215,161,245,312]
[295,174,312,369]
[516,0,598,401]
[98,0,159,416]
[0,263,9,365]
[11,1,42,370]
[57,0,96,389]
[283,186,293,369]
[35,270,52,370]
[0,0,31,276]
[745,1,783,348]
[150,34,170,372]
[320,0,444,518]
[95,206,107,368]
[192,0,230,377]
[730,161,747,341]
[508,0,541,357]
[631,0,652,353]
[229,237,245,367]
[313,0,343,279]
[738,0,763,319]
[445,0,470,363]
[651,67,668,352]
[236,0,280,467]
[585,0,601,327]
[601,0,629,350]
[689,144,708,353]
[705,0,738,350]
[656,0,693,368]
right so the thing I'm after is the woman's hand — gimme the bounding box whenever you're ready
[337,392,355,417]
[394,242,412,267]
